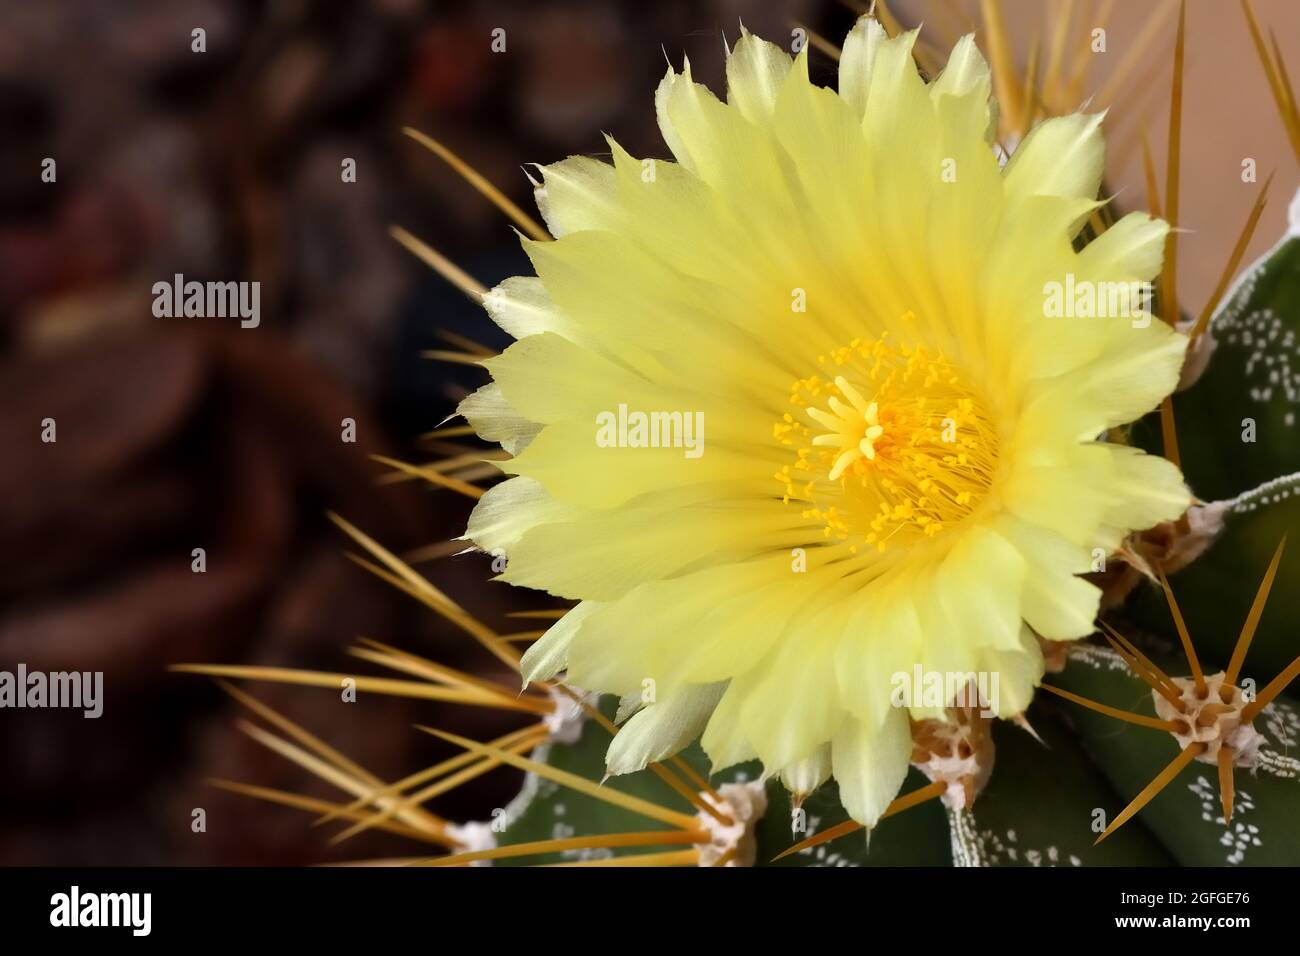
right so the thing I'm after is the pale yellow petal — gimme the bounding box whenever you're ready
[838,15,888,116]
[998,515,1101,640]
[456,383,540,456]
[831,710,912,827]
[977,624,1045,717]
[726,27,793,124]
[534,156,620,237]
[605,682,726,776]
[482,275,564,340]
[1004,112,1107,212]
[780,744,832,796]
[519,601,597,685]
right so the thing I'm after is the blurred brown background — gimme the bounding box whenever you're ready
[0,0,1295,865]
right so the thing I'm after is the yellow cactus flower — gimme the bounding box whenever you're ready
[461,18,1190,827]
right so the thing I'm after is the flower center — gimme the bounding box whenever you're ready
[773,330,998,554]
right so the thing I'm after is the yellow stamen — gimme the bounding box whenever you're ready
[775,330,997,553]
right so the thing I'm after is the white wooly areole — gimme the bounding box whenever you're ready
[444,821,499,866]
[1153,673,1265,768]
[543,686,594,744]
[692,781,768,867]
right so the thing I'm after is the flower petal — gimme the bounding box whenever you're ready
[1004,111,1107,212]
[534,156,620,237]
[832,709,913,827]
[519,601,598,685]
[726,27,793,124]
[605,682,726,776]
[456,383,539,456]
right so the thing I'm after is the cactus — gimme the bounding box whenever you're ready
[176,3,1300,867]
